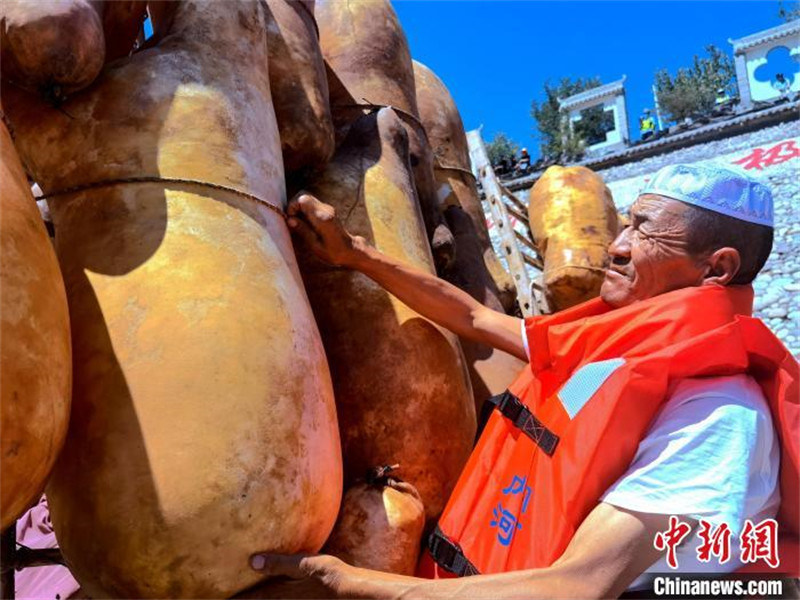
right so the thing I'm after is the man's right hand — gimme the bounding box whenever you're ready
[287,193,364,268]
[287,192,527,362]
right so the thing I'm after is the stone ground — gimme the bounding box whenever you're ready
[750,166,800,358]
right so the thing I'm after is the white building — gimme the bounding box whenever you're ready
[559,77,630,157]
[730,20,800,110]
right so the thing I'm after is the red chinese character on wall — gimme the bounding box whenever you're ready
[654,515,692,569]
[733,140,800,171]
[740,518,780,568]
[696,520,732,564]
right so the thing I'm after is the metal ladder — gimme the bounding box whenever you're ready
[466,129,548,316]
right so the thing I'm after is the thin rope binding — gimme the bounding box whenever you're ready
[37,175,286,219]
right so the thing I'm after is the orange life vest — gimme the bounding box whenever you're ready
[418,284,799,578]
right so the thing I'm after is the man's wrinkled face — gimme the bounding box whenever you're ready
[600,194,708,308]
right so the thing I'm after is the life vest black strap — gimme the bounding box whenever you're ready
[478,390,559,456]
[427,526,480,577]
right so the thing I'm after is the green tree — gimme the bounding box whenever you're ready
[573,105,616,146]
[778,0,800,22]
[654,45,736,123]
[486,132,519,165]
[530,76,604,162]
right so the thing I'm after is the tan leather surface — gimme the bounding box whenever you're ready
[412,61,471,173]
[299,108,475,523]
[317,0,417,118]
[316,0,453,270]
[413,61,524,411]
[0,0,104,95]
[0,115,71,531]
[528,166,619,312]
[414,60,517,313]
[3,3,342,597]
[94,1,148,64]
[323,478,425,575]
[264,0,334,175]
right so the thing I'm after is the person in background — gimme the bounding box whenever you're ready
[506,153,517,174]
[639,109,656,141]
[515,147,531,176]
[713,87,735,116]
[492,158,506,176]
[774,73,791,99]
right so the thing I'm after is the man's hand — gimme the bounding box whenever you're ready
[246,553,411,599]
[248,553,351,597]
[248,551,437,600]
[287,193,363,267]
[286,192,526,360]
[246,503,674,599]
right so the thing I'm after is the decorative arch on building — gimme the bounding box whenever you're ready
[559,76,629,157]
[730,20,800,109]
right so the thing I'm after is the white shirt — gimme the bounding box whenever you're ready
[603,375,780,590]
[520,322,780,589]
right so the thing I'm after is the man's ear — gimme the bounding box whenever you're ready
[702,247,741,286]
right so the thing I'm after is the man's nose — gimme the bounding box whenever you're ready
[608,226,632,264]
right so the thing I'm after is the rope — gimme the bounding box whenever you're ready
[545,264,609,276]
[434,163,477,181]
[38,175,285,219]
[1,109,284,219]
[334,101,421,126]
[332,101,431,145]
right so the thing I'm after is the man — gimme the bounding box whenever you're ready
[250,163,798,598]
[774,73,791,99]
[639,109,656,141]
[515,147,531,175]
[715,87,729,104]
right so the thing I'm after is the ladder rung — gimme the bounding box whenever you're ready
[522,252,544,271]
[504,204,530,226]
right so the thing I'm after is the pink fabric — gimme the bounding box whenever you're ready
[14,496,80,600]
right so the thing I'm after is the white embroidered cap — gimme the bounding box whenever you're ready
[640,163,774,227]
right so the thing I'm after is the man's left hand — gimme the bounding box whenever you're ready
[244,503,675,600]
[246,553,355,599]
[246,552,424,600]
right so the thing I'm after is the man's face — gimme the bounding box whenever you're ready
[600,194,708,308]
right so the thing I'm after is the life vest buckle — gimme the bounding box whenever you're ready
[490,390,560,457]
[427,526,480,577]
[496,391,526,427]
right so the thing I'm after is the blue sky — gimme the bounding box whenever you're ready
[394,1,793,159]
